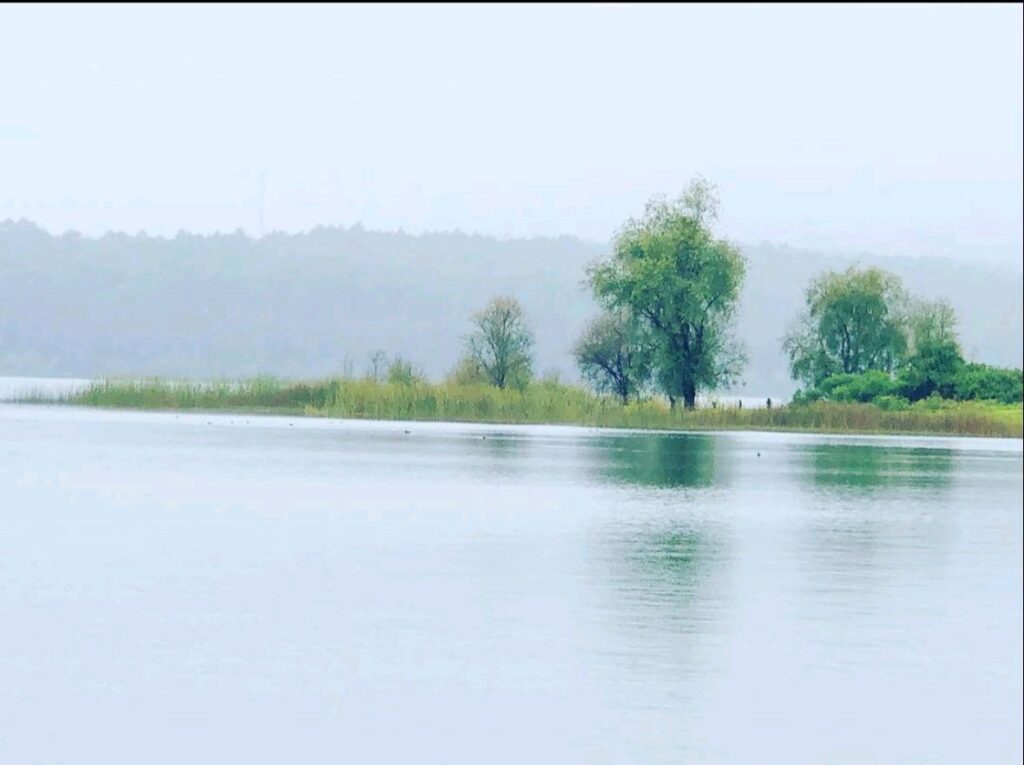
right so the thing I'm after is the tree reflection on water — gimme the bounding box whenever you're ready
[806,443,955,492]
[593,433,720,489]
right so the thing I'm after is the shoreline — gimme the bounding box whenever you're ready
[8,376,1019,439]
[11,398,1022,441]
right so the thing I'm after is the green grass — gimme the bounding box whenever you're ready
[23,376,1023,438]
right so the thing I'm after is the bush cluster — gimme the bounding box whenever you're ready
[794,361,1022,407]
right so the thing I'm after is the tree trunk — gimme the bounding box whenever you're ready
[617,376,630,406]
[683,384,697,410]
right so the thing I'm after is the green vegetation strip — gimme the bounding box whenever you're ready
[22,378,1023,439]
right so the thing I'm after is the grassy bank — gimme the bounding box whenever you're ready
[22,376,1023,438]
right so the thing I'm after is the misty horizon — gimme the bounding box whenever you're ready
[3,217,1020,396]
[2,4,1021,267]
[5,215,1022,274]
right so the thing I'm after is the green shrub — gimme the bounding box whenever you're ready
[911,392,948,412]
[804,357,1023,408]
[819,370,896,403]
[874,395,910,411]
[896,339,963,401]
[953,364,1023,404]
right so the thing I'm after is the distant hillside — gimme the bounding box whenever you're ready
[1,219,1020,398]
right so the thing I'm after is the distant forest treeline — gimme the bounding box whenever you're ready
[1,218,1021,397]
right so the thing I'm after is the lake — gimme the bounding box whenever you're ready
[1,402,1021,764]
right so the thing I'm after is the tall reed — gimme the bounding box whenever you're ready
[28,376,1023,438]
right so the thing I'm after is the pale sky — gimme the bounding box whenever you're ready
[1,3,1021,263]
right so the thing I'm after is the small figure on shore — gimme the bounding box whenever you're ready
[738,400,743,410]
[766,397,772,410]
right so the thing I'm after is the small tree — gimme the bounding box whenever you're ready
[906,297,959,354]
[464,296,534,389]
[574,311,652,404]
[898,298,964,401]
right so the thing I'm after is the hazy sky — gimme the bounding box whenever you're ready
[2,3,1021,263]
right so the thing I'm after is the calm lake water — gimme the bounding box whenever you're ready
[1,402,1021,764]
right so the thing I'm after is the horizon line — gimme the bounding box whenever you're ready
[1,216,1020,270]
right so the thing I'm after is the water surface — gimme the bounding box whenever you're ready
[1,404,1021,764]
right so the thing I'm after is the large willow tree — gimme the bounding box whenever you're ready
[588,179,747,409]
[783,266,909,388]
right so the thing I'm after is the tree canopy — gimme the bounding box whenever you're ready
[783,266,908,388]
[587,179,746,408]
[906,297,958,354]
[463,295,534,390]
[897,298,964,400]
[574,311,652,404]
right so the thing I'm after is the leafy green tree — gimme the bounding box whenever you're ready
[574,311,652,404]
[588,178,746,409]
[899,299,1021,404]
[906,298,958,353]
[784,266,908,387]
[897,344,962,401]
[897,298,963,401]
[464,295,534,390]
